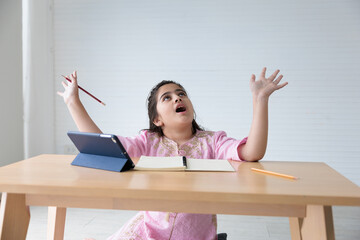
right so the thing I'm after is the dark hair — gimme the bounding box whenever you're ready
[145,80,203,136]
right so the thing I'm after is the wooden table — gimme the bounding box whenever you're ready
[0,154,359,240]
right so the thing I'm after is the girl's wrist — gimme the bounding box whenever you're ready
[66,96,81,108]
[253,93,269,104]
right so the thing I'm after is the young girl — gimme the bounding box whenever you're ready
[58,68,287,240]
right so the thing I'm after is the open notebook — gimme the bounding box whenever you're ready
[134,156,235,172]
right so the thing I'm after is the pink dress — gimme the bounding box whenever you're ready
[108,130,247,240]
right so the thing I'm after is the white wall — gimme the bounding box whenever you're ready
[0,0,24,166]
[53,0,360,185]
[23,0,55,158]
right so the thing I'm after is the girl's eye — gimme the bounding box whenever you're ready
[179,92,186,97]
[163,96,170,101]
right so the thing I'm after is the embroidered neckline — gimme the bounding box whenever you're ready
[162,130,201,148]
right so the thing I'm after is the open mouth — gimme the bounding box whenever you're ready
[176,106,186,113]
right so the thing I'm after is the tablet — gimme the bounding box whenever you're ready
[67,131,135,172]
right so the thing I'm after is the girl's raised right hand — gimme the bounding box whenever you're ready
[57,71,80,105]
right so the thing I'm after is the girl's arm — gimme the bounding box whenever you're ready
[57,71,103,133]
[238,68,288,162]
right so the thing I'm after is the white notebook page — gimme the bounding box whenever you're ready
[186,158,235,172]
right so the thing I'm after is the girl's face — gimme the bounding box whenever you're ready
[153,83,194,131]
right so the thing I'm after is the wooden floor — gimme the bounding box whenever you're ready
[25,206,360,240]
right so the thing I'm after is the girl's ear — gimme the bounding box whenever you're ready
[153,117,163,127]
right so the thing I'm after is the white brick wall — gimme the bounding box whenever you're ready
[54,0,360,185]
[0,0,23,166]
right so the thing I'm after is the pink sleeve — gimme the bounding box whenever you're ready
[117,131,148,158]
[214,131,247,161]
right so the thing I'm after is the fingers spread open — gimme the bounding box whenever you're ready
[273,75,283,85]
[260,67,266,78]
[70,71,77,84]
[250,74,256,83]
[269,69,280,81]
[276,82,288,90]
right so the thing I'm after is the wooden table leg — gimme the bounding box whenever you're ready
[289,217,303,240]
[289,205,335,240]
[47,206,67,240]
[0,193,30,240]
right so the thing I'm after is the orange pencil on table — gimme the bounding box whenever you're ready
[61,75,106,106]
[251,168,298,180]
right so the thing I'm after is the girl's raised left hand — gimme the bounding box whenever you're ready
[250,67,288,99]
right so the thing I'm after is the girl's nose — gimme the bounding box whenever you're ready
[175,98,182,103]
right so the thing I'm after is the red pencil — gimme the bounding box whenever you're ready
[61,75,106,106]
